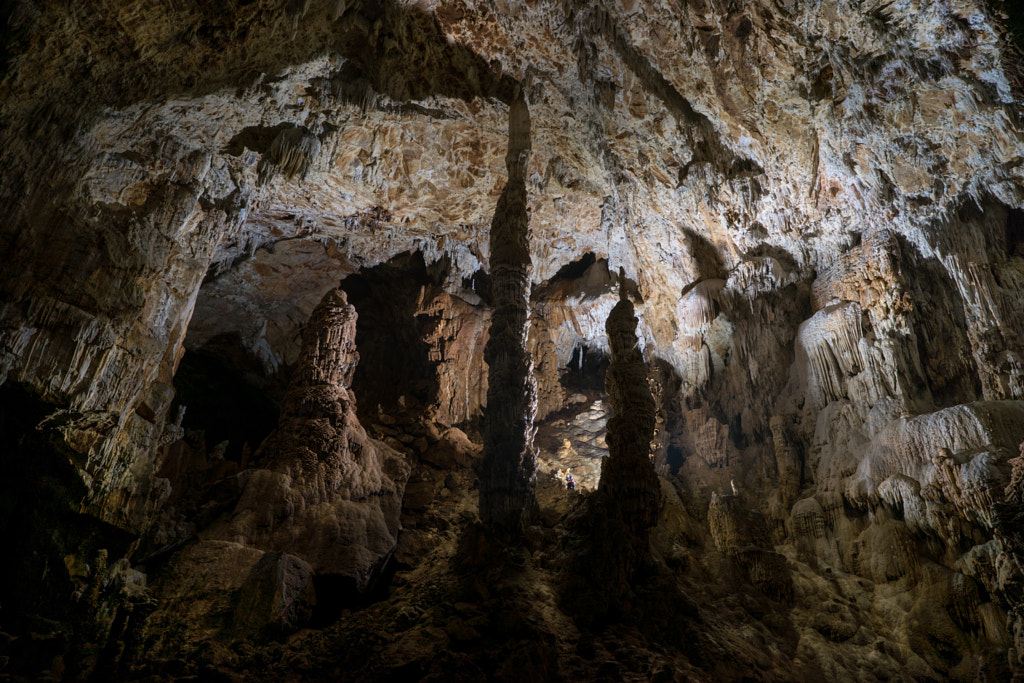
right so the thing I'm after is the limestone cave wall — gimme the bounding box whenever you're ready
[2,0,1024,680]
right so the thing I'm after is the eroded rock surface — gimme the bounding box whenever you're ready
[2,0,1024,680]
[210,288,409,595]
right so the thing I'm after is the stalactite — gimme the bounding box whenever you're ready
[478,91,538,535]
[287,0,313,40]
[257,126,321,185]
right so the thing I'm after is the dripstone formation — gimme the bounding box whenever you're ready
[599,277,662,553]
[478,92,540,536]
[563,275,664,621]
[2,0,1024,680]
[219,287,409,590]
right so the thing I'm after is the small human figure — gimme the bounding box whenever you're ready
[565,472,576,491]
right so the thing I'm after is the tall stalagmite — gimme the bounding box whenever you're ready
[479,91,538,534]
[598,275,663,571]
[219,288,410,592]
[564,275,664,622]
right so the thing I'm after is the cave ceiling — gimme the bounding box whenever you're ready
[6,0,1021,386]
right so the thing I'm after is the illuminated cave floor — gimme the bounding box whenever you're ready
[535,390,609,493]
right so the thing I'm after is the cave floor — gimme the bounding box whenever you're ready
[535,389,609,493]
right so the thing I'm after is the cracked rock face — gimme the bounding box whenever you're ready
[2,0,1024,680]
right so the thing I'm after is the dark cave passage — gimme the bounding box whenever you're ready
[171,341,280,465]
[340,251,441,425]
[533,344,612,493]
[563,344,610,393]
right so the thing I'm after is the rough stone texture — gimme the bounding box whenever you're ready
[146,540,316,649]
[1,0,1024,680]
[478,93,539,534]
[186,238,358,380]
[416,287,490,425]
[212,288,409,592]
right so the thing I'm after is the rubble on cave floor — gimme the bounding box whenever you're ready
[535,391,609,493]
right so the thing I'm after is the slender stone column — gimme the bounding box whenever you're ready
[563,274,663,621]
[599,273,662,564]
[478,92,539,534]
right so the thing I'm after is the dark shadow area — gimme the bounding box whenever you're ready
[341,251,439,425]
[336,1,517,105]
[682,227,728,282]
[223,121,296,157]
[1007,207,1024,258]
[562,345,610,394]
[532,254,618,305]
[3,0,518,128]
[310,555,399,627]
[549,252,597,283]
[651,358,685,476]
[463,267,494,306]
[0,0,23,81]
[172,340,280,464]
[0,383,136,679]
[898,236,981,408]
[997,0,1024,51]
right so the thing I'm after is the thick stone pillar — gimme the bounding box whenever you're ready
[478,92,539,534]
[598,275,662,565]
[222,288,410,593]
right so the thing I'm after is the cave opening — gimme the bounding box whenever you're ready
[532,344,613,493]
[461,268,494,306]
[562,344,610,393]
[310,558,399,626]
[340,251,440,425]
[171,337,281,465]
[550,251,598,282]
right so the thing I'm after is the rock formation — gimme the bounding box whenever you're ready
[478,92,539,535]
[1,0,1024,679]
[564,274,663,620]
[218,287,409,592]
[596,276,663,563]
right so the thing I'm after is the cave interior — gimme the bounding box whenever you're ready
[3,0,1024,681]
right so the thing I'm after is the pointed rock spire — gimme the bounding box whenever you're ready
[478,90,539,535]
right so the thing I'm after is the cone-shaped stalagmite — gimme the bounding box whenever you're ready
[565,273,663,621]
[222,288,410,592]
[478,92,539,534]
[599,272,662,567]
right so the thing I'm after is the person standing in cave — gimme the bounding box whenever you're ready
[566,471,576,491]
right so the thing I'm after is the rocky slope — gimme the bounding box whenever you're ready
[2,0,1024,680]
